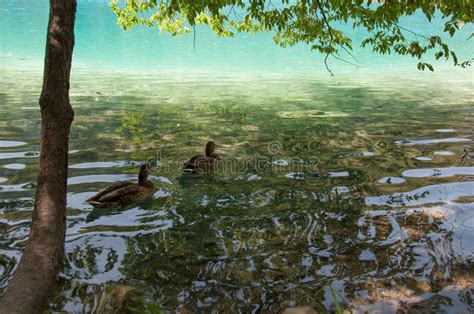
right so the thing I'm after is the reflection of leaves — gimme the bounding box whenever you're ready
[95,285,164,314]
[329,284,343,314]
[105,250,118,273]
[312,282,345,314]
[126,295,163,314]
[86,206,121,223]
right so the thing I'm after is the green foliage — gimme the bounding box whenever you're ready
[312,282,347,314]
[127,296,163,314]
[110,0,472,73]
[329,284,344,314]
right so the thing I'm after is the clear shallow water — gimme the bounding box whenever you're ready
[1,0,474,312]
[0,70,473,312]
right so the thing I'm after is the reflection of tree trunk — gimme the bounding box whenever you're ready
[0,0,76,312]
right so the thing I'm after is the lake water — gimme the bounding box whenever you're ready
[1,0,473,312]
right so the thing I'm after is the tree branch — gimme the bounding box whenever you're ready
[315,0,334,76]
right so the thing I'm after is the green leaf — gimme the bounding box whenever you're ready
[109,0,473,74]
[329,284,343,314]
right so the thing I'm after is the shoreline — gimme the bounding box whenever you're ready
[1,64,473,91]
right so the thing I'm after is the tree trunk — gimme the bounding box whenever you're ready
[0,0,76,313]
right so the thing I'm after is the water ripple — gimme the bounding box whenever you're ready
[395,138,471,145]
[433,151,455,156]
[69,161,129,169]
[376,177,406,185]
[402,167,474,178]
[0,141,26,148]
[366,181,474,207]
[2,163,26,170]
[0,183,34,192]
[0,151,39,160]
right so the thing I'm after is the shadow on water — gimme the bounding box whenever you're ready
[0,71,473,312]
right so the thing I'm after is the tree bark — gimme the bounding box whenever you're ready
[0,0,76,313]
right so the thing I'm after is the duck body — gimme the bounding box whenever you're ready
[182,141,219,174]
[86,164,154,208]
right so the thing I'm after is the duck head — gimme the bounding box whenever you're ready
[205,141,217,157]
[138,163,152,183]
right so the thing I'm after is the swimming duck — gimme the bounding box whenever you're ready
[182,141,219,174]
[86,163,154,208]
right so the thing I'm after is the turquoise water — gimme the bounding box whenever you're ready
[1,1,474,312]
[1,0,473,75]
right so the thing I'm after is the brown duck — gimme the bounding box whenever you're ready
[182,141,219,174]
[86,163,154,208]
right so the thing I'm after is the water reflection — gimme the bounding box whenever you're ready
[395,138,471,145]
[433,151,455,156]
[402,167,474,178]
[376,177,406,185]
[68,174,137,185]
[415,156,432,161]
[328,171,350,178]
[0,140,26,148]
[64,235,129,284]
[2,163,26,169]
[366,182,474,207]
[0,151,39,160]
[0,71,473,312]
[0,183,34,192]
[69,161,130,169]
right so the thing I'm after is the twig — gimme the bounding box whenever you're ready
[324,53,334,76]
[395,22,429,39]
[315,0,334,76]
[193,25,196,52]
[332,54,358,67]
[231,6,241,20]
[338,43,357,62]
[461,148,470,165]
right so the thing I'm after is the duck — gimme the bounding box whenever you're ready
[86,163,154,208]
[182,141,219,174]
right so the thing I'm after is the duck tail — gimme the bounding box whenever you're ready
[86,200,102,206]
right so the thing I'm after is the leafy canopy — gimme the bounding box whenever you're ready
[110,0,473,74]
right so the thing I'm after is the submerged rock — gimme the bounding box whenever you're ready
[276,110,348,119]
[283,306,317,314]
[242,125,260,132]
[96,285,137,313]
